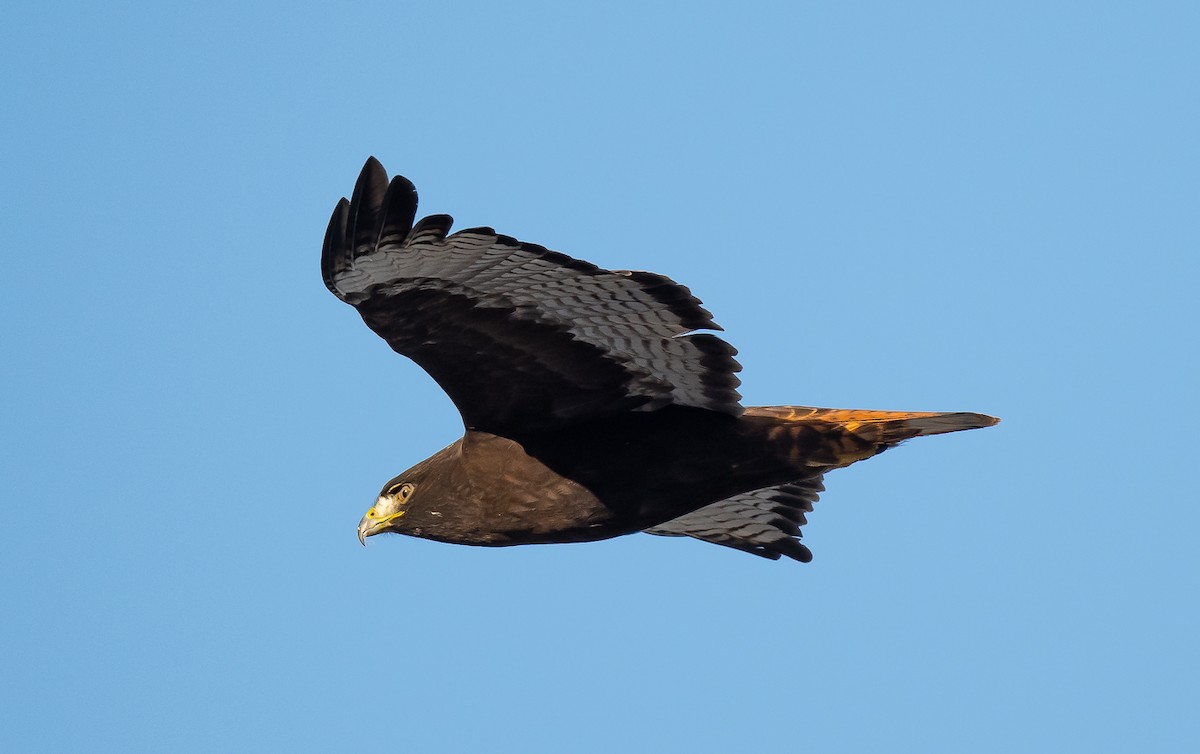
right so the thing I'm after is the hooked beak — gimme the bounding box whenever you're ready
[357,505,406,546]
[357,513,374,546]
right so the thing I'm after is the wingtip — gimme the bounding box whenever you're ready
[345,157,391,258]
[321,197,352,297]
[355,157,388,195]
[376,173,420,246]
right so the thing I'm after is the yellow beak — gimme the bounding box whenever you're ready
[357,508,406,546]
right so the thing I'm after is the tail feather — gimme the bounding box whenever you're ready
[746,405,997,435]
[887,411,1000,437]
[744,405,999,468]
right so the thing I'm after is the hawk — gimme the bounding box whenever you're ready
[324,158,997,562]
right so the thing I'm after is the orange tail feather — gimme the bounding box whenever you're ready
[744,405,999,467]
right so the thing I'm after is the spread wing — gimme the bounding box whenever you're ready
[644,477,825,562]
[322,158,742,436]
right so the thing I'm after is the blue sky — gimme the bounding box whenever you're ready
[3,2,1197,751]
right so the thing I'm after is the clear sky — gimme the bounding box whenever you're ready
[3,2,1197,752]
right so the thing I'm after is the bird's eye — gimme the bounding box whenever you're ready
[386,482,415,501]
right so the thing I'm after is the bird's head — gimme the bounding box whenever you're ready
[357,479,417,545]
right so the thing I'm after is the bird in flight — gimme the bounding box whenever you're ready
[323,158,997,562]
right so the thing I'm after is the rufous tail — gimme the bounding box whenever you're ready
[744,406,999,468]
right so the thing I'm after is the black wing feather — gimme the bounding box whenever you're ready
[322,158,743,435]
[348,158,388,257]
[644,477,825,562]
[321,198,350,298]
[375,174,418,249]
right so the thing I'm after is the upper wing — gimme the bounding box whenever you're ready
[644,477,825,562]
[322,158,742,435]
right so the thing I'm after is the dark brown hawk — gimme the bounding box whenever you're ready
[324,158,997,562]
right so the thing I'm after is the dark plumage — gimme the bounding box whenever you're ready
[324,158,998,562]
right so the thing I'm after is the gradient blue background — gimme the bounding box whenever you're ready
[3,2,1197,751]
